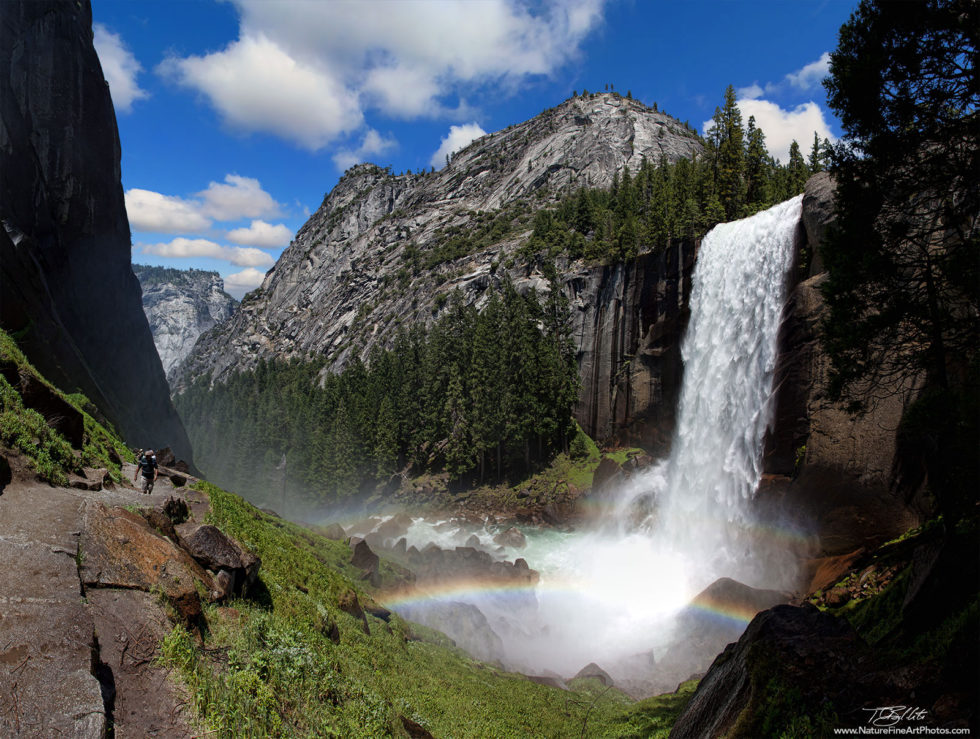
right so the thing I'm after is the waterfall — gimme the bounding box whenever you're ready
[623,194,804,580]
[384,196,806,679]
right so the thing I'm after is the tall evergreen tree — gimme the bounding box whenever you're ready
[744,116,771,212]
[710,85,747,219]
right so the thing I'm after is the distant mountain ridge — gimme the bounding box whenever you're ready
[174,93,703,393]
[133,265,237,385]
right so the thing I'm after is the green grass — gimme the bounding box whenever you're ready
[160,481,692,737]
[0,328,130,485]
[602,680,699,738]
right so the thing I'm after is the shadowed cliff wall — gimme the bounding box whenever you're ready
[0,0,194,463]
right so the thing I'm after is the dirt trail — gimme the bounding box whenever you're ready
[0,463,206,738]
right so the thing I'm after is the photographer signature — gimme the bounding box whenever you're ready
[863,706,929,727]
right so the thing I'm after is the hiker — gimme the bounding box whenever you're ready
[134,449,159,494]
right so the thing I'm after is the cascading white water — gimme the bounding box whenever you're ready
[636,194,805,576]
[382,196,805,679]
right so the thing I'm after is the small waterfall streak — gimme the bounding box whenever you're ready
[649,195,803,569]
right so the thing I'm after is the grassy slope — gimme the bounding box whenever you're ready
[0,329,130,484]
[169,481,692,738]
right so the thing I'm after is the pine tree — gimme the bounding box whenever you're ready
[710,85,746,219]
[744,116,771,213]
[807,131,825,174]
[786,140,809,195]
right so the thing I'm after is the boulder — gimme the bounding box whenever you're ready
[574,662,615,687]
[70,467,109,491]
[80,503,210,625]
[155,447,176,467]
[526,674,569,690]
[168,473,186,487]
[493,526,526,549]
[351,539,380,576]
[175,523,260,599]
[363,600,392,622]
[376,512,413,540]
[400,714,435,738]
[364,531,386,551]
[338,589,370,634]
[320,522,347,540]
[315,611,341,644]
[591,456,624,496]
[465,534,481,548]
[653,578,790,695]
[396,600,504,663]
[143,509,177,541]
[161,496,189,524]
[669,605,871,739]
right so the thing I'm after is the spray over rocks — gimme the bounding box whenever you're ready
[336,197,808,694]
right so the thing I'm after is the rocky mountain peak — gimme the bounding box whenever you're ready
[134,266,238,384]
[175,93,703,389]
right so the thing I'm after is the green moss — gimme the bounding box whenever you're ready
[837,569,911,644]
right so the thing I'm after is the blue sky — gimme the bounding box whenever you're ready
[93,0,857,299]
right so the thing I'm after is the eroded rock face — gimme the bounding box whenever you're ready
[174,94,701,443]
[134,266,238,384]
[570,241,694,449]
[0,0,194,464]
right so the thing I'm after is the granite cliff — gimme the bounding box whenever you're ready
[176,93,702,443]
[762,173,921,556]
[133,266,238,385]
[0,0,194,462]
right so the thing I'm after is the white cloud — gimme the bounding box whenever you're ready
[704,99,834,163]
[430,123,488,169]
[140,237,275,267]
[127,175,283,235]
[125,189,211,233]
[158,0,607,149]
[93,24,149,113]
[736,83,765,101]
[227,220,293,248]
[738,52,832,103]
[786,52,831,91]
[223,267,267,298]
[197,174,282,221]
[159,34,363,150]
[332,128,398,170]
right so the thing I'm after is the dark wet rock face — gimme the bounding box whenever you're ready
[0,0,193,464]
[762,173,920,555]
[670,605,867,739]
